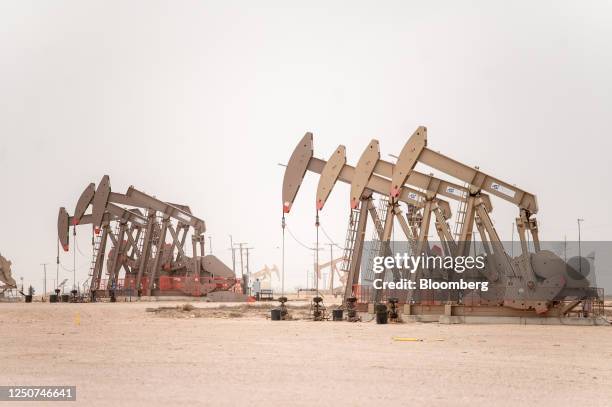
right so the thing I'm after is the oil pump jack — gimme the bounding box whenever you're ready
[58,176,237,298]
[0,253,17,294]
[251,265,280,289]
[313,257,346,294]
[282,127,600,317]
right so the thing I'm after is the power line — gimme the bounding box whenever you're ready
[74,235,89,258]
[58,259,89,273]
[59,262,74,273]
[285,222,316,251]
[319,224,344,250]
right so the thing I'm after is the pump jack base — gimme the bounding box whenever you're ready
[438,315,609,325]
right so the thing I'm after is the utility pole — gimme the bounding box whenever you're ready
[229,235,236,275]
[244,247,254,296]
[245,247,254,280]
[40,263,48,299]
[208,236,213,255]
[234,242,252,294]
[235,243,247,276]
[511,222,514,258]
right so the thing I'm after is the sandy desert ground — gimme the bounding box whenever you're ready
[1,300,612,407]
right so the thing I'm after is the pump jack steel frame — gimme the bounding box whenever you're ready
[282,127,601,317]
[58,176,235,297]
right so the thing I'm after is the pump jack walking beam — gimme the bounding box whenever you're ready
[290,132,494,255]
[387,128,550,307]
[283,134,454,218]
[283,134,458,300]
[59,204,148,292]
[59,176,207,293]
[391,127,539,256]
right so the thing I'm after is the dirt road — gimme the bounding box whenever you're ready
[1,302,611,406]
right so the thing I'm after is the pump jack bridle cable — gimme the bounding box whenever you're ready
[59,263,74,273]
[73,225,77,290]
[315,210,320,297]
[281,214,286,297]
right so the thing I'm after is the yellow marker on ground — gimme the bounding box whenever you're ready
[392,337,422,342]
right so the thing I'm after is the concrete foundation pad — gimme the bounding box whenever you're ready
[135,296,210,302]
[401,314,440,323]
[134,293,249,302]
[206,292,249,302]
[438,315,610,326]
[439,315,465,324]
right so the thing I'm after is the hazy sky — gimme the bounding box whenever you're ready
[1,1,611,293]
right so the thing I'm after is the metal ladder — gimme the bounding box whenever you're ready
[405,203,419,255]
[149,215,163,259]
[453,183,470,241]
[135,226,146,257]
[339,205,362,282]
[89,233,102,278]
[363,196,389,283]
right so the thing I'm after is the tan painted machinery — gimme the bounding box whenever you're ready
[58,175,237,298]
[0,253,17,294]
[282,127,601,318]
[251,265,279,290]
[313,256,346,295]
